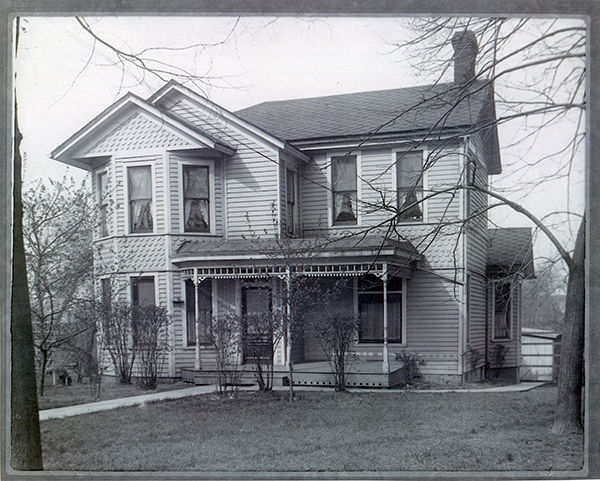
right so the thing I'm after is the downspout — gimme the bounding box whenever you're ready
[459,136,470,379]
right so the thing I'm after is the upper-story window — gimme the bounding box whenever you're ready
[97,171,109,238]
[128,166,153,233]
[286,168,298,235]
[332,155,357,225]
[183,165,210,233]
[396,151,423,221]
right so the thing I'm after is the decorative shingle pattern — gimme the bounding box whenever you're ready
[487,227,534,278]
[235,81,489,141]
[117,236,166,272]
[86,112,193,155]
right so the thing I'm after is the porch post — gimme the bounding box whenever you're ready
[382,263,390,372]
[285,268,294,400]
[193,268,201,370]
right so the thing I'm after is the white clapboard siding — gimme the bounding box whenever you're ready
[302,271,460,374]
[159,95,280,238]
[173,279,240,375]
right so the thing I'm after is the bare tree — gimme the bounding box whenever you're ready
[381,18,585,433]
[207,314,242,395]
[22,177,96,395]
[133,304,172,390]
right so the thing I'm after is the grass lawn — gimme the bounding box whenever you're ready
[38,378,189,410]
[40,385,583,472]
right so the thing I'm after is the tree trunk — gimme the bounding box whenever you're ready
[38,350,48,396]
[552,216,585,434]
[11,102,43,469]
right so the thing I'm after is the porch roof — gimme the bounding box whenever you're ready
[172,235,421,277]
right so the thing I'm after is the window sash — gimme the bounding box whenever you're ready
[332,156,357,225]
[131,277,155,347]
[183,165,210,233]
[98,172,109,237]
[128,166,153,233]
[493,282,512,340]
[358,276,403,344]
[286,169,296,235]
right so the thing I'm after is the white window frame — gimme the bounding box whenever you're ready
[96,169,110,238]
[178,158,216,235]
[327,152,362,228]
[491,280,513,342]
[354,275,407,346]
[125,163,156,235]
[391,148,427,224]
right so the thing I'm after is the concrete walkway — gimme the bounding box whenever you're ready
[39,381,546,421]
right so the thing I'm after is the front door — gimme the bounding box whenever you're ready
[241,283,273,363]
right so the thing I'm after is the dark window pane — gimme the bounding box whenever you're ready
[128,166,152,200]
[359,294,383,342]
[494,282,512,339]
[130,200,153,232]
[132,277,155,306]
[184,165,209,198]
[286,169,295,202]
[334,192,357,223]
[332,156,356,191]
[184,199,210,232]
[397,151,423,221]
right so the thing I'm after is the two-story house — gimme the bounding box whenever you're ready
[51,31,533,386]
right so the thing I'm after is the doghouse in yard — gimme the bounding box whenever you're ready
[520,327,561,382]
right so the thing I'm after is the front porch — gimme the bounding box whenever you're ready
[182,360,408,388]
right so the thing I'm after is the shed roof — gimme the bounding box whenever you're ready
[487,227,535,279]
[235,81,490,142]
[173,235,421,266]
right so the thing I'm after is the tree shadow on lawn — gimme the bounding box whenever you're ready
[40,386,583,472]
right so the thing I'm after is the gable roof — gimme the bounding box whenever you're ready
[51,92,235,169]
[149,80,311,163]
[487,227,535,279]
[235,81,491,141]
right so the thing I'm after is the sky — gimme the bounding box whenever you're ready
[14,16,586,275]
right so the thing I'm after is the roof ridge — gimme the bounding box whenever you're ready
[235,80,488,112]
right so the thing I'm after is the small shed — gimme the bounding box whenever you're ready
[520,327,561,382]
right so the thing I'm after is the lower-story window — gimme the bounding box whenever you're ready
[131,276,155,346]
[185,279,212,346]
[358,275,403,343]
[493,281,512,340]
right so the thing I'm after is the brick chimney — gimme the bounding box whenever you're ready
[451,30,478,84]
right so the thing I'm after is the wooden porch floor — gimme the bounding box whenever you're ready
[182,360,407,388]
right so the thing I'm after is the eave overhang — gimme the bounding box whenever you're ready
[50,92,235,170]
[149,80,311,163]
